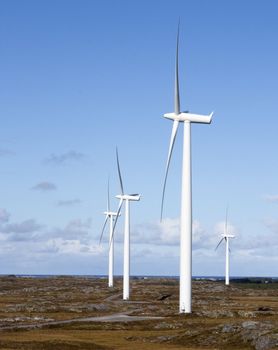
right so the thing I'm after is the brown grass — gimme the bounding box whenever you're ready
[0,276,277,349]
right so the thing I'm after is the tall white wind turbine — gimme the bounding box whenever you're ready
[112,149,140,300]
[215,207,235,286]
[99,180,119,288]
[161,25,213,313]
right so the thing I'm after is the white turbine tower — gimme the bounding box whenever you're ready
[99,180,119,288]
[112,149,140,300]
[215,207,235,286]
[161,25,213,314]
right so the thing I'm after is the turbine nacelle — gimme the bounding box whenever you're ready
[116,194,141,201]
[164,111,213,124]
[104,211,120,217]
[221,233,235,239]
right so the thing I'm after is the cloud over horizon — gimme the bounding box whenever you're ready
[0,209,276,275]
[45,218,92,242]
[0,215,43,242]
[0,212,98,260]
[1,219,42,235]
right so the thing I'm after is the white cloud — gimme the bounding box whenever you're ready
[130,218,206,247]
[45,219,92,242]
[0,214,93,247]
[0,219,43,242]
[158,218,179,244]
[0,211,276,275]
[0,214,102,270]
[2,219,42,234]
[39,238,103,255]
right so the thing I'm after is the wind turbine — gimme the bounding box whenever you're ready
[161,25,213,313]
[215,207,235,286]
[99,179,119,288]
[112,149,140,300]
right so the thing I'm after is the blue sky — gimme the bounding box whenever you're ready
[0,0,277,276]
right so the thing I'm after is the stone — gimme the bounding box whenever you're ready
[241,321,258,329]
[222,324,237,333]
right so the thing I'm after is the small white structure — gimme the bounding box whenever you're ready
[161,25,213,314]
[215,208,235,286]
[112,149,140,300]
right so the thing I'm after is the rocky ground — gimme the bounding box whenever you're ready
[0,275,277,349]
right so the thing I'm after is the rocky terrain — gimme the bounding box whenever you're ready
[0,275,277,349]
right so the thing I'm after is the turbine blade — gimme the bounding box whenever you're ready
[225,205,229,235]
[116,148,124,195]
[99,215,109,245]
[107,177,110,212]
[215,237,224,251]
[175,22,180,115]
[109,199,123,249]
[161,120,179,220]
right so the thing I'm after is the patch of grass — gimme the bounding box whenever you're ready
[0,340,111,350]
[234,282,278,290]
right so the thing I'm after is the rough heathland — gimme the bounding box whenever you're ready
[0,276,277,349]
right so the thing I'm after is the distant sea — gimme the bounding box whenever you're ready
[1,274,277,282]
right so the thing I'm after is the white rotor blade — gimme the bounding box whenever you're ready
[175,22,180,115]
[99,215,109,245]
[215,237,225,251]
[109,199,123,249]
[116,148,124,195]
[107,178,110,212]
[161,120,179,220]
[225,205,229,235]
